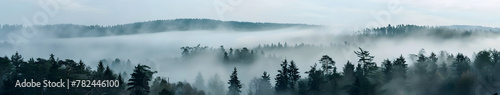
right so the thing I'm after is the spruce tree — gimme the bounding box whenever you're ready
[288,61,300,90]
[127,64,156,95]
[451,53,471,77]
[11,51,23,68]
[96,61,105,79]
[382,59,393,81]
[343,61,355,84]
[275,59,289,93]
[103,66,116,80]
[428,52,438,75]
[227,67,242,95]
[392,55,407,79]
[256,71,273,95]
[305,63,322,95]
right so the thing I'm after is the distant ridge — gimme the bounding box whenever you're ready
[0,18,320,38]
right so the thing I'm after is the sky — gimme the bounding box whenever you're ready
[0,0,499,28]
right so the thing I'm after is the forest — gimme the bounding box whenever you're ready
[1,24,500,95]
[1,46,499,95]
[0,19,318,39]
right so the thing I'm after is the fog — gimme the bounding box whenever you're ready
[1,25,500,94]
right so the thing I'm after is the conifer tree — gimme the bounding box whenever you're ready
[392,55,407,79]
[256,71,273,95]
[227,67,242,95]
[128,64,157,95]
[288,61,301,90]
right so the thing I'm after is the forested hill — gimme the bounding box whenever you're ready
[358,24,500,39]
[0,19,319,38]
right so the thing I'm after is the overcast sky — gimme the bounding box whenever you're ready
[1,0,499,28]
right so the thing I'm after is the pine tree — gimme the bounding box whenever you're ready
[288,60,300,90]
[256,71,273,95]
[451,53,471,77]
[428,52,438,75]
[414,54,428,76]
[382,59,393,81]
[305,63,322,95]
[275,59,289,93]
[350,64,365,95]
[96,61,105,79]
[354,47,378,95]
[11,51,23,68]
[118,74,125,89]
[473,50,493,77]
[0,56,12,79]
[354,48,377,76]
[343,61,355,84]
[103,66,116,80]
[127,64,157,95]
[227,67,242,95]
[392,55,407,79]
[319,55,335,78]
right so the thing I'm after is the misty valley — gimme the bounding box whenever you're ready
[1,19,500,95]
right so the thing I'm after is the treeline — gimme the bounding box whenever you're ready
[0,52,171,95]
[254,42,317,50]
[180,44,268,64]
[359,24,500,38]
[0,53,128,94]
[240,48,500,95]
[2,47,500,95]
[0,19,317,38]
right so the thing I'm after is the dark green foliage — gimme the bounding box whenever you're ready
[3,46,500,95]
[180,45,261,64]
[288,61,301,90]
[350,64,366,95]
[451,53,471,77]
[10,52,23,68]
[392,55,407,79]
[297,81,307,95]
[353,48,380,95]
[228,67,242,95]
[128,64,157,95]
[343,61,355,81]
[381,59,393,82]
[275,59,289,92]
[159,89,174,95]
[275,59,301,94]
[319,55,335,77]
[305,64,322,95]
[0,56,12,81]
